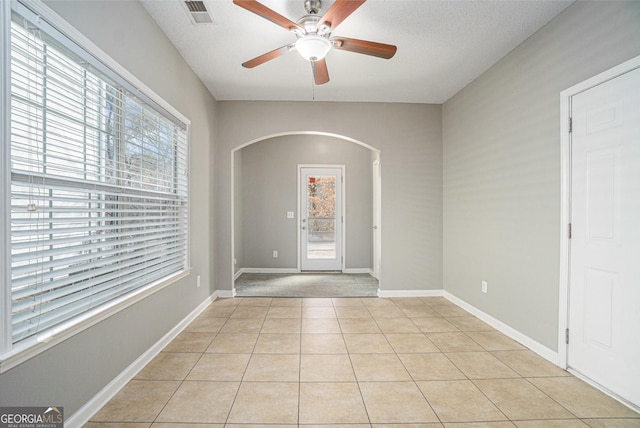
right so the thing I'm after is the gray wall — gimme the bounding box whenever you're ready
[443,1,640,351]
[216,102,443,293]
[0,0,217,416]
[239,134,373,270]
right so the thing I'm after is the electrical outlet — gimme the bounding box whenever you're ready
[287,211,294,219]
[273,250,278,258]
[481,280,488,294]
[197,275,201,288]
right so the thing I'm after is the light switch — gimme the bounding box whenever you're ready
[287,211,294,219]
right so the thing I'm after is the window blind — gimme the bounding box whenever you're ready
[9,10,189,345]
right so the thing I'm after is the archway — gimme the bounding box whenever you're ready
[230,131,381,296]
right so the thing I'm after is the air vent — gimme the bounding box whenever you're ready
[184,1,213,24]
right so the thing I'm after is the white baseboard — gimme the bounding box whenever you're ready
[343,268,374,275]
[236,268,374,276]
[443,291,559,365]
[217,289,235,298]
[378,289,444,298]
[66,292,220,428]
[238,268,299,274]
[377,288,559,367]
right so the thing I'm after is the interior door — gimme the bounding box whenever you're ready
[569,66,640,408]
[300,167,343,271]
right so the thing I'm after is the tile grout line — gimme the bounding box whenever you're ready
[91,296,640,426]
[297,300,302,427]
[423,300,516,425]
[341,297,374,427]
[522,375,582,419]
[222,299,266,426]
[145,311,224,426]
[388,298,445,426]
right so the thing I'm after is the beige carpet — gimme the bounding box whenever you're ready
[235,273,379,297]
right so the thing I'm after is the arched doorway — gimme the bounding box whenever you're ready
[231,132,381,296]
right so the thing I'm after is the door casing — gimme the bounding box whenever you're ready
[297,164,346,272]
[558,54,640,406]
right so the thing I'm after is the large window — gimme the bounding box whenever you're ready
[2,2,189,358]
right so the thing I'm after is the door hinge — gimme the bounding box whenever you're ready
[569,117,573,133]
[567,223,572,239]
[565,328,570,344]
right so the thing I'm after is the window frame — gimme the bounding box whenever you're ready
[0,0,191,373]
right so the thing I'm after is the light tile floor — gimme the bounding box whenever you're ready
[85,296,640,427]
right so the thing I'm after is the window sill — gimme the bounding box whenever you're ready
[0,269,190,374]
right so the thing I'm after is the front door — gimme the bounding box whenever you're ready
[300,166,343,271]
[569,66,640,408]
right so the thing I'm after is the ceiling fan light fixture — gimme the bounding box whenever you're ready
[295,34,331,61]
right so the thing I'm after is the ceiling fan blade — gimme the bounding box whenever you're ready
[242,44,294,68]
[312,59,329,85]
[317,0,366,31]
[332,37,397,59]
[233,0,302,32]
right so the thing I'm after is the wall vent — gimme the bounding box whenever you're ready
[184,1,213,24]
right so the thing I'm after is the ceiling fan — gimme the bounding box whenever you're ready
[233,0,397,85]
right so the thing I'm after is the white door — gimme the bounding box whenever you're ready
[569,66,640,408]
[300,167,343,271]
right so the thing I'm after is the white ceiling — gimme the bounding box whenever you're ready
[141,0,573,103]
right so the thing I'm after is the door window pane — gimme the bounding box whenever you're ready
[307,176,336,259]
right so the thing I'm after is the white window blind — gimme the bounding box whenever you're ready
[8,8,189,346]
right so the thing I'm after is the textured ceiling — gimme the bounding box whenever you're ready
[141,0,573,103]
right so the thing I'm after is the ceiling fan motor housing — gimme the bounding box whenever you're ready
[304,0,322,15]
[296,14,323,35]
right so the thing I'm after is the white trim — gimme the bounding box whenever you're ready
[234,131,381,154]
[0,0,12,357]
[377,288,560,365]
[558,54,640,369]
[343,268,373,275]
[558,84,571,369]
[298,164,346,272]
[237,267,373,275]
[231,148,238,296]
[372,159,382,280]
[0,270,190,373]
[444,291,559,365]
[65,292,219,428]
[217,289,236,298]
[378,289,444,298]
[238,268,299,274]
[296,165,301,271]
